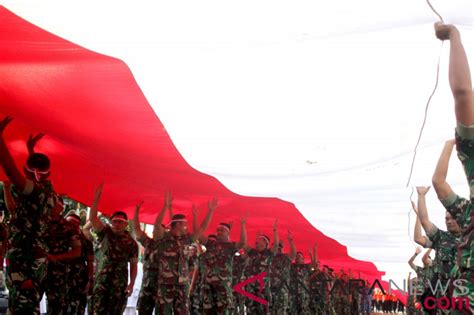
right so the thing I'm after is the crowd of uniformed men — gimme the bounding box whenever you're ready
[403,23,474,315]
[0,22,473,315]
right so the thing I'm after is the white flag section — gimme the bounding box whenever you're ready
[3,0,472,284]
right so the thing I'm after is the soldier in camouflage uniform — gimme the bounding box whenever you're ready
[309,265,331,315]
[409,248,435,315]
[89,184,139,315]
[0,126,56,315]
[289,251,312,314]
[198,218,245,315]
[269,231,296,315]
[133,198,172,315]
[189,242,204,315]
[415,186,461,314]
[65,213,94,315]
[430,22,474,314]
[242,217,279,315]
[154,196,218,315]
[231,248,248,315]
[43,196,81,315]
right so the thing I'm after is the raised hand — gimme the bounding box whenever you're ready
[0,116,13,134]
[416,186,430,196]
[208,197,218,212]
[164,191,173,209]
[192,204,199,216]
[27,133,45,154]
[93,183,104,206]
[434,22,458,41]
[273,219,278,231]
[415,247,422,255]
[135,201,144,216]
[287,230,293,241]
[241,212,249,225]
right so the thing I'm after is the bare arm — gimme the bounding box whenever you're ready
[89,184,105,233]
[153,191,172,240]
[82,221,93,241]
[408,247,422,271]
[413,215,428,247]
[422,248,433,266]
[416,187,435,235]
[125,260,138,297]
[271,219,279,253]
[434,23,473,125]
[193,197,218,240]
[133,201,145,240]
[432,140,455,200]
[0,117,26,191]
[238,213,248,249]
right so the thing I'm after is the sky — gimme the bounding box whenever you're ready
[1,0,473,284]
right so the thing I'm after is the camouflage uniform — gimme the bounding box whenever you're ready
[156,231,192,315]
[439,125,474,314]
[0,221,7,267]
[425,224,460,314]
[136,234,160,315]
[92,225,138,315]
[200,239,238,314]
[231,253,247,315]
[289,263,312,314]
[6,179,55,315]
[190,255,203,315]
[269,253,291,315]
[330,277,349,315]
[66,231,94,315]
[43,216,79,315]
[413,265,435,315]
[244,248,274,315]
[308,269,330,315]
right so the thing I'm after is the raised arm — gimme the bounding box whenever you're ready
[413,214,428,247]
[288,230,296,261]
[193,197,218,240]
[310,243,318,268]
[408,247,422,271]
[2,181,16,216]
[89,184,105,233]
[153,191,172,240]
[416,186,435,235]
[133,201,145,240]
[434,23,473,125]
[432,140,455,200]
[238,212,248,249]
[412,201,427,246]
[82,221,93,241]
[0,117,26,191]
[26,133,45,156]
[422,248,433,266]
[271,219,279,253]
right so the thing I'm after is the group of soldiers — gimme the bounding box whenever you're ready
[404,23,474,315]
[0,21,472,315]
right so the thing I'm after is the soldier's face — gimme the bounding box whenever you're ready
[445,212,460,233]
[111,218,128,232]
[296,253,304,264]
[176,221,188,235]
[255,238,267,251]
[216,226,229,241]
